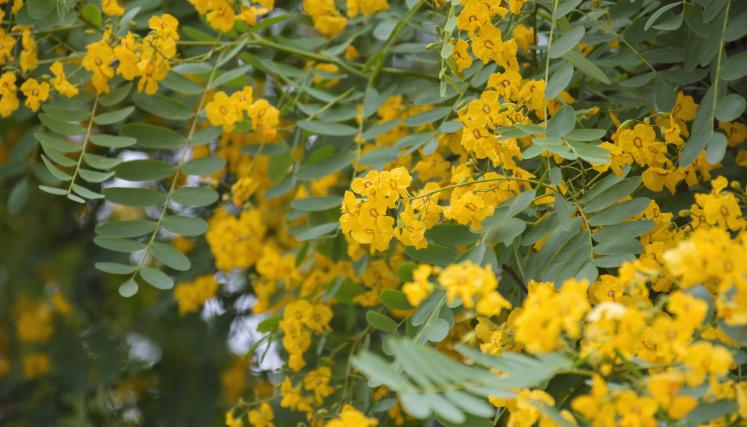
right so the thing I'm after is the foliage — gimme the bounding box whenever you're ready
[1,0,747,425]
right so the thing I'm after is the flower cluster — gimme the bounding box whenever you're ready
[189,0,271,32]
[84,15,180,95]
[206,86,279,137]
[279,300,333,372]
[173,274,219,315]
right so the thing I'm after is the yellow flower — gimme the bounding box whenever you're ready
[207,3,236,32]
[20,78,49,112]
[515,279,590,353]
[207,91,243,132]
[173,275,219,315]
[0,72,20,117]
[571,375,615,425]
[614,391,657,427]
[402,265,433,307]
[444,190,490,231]
[18,27,38,72]
[326,404,378,427]
[438,262,504,310]
[226,409,244,427]
[248,99,280,139]
[303,366,334,403]
[681,341,733,387]
[114,32,141,81]
[303,0,348,37]
[512,24,535,53]
[646,371,697,420]
[395,205,428,249]
[247,403,274,427]
[82,33,116,94]
[232,177,259,206]
[50,61,79,97]
[673,91,697,122]
[0,28,17,65]
[452,39,473,72]
[22,352,50,379]
[15,299,54,343]
[346,0,388,18]
[206,209,267,271]
[102,0,125,16]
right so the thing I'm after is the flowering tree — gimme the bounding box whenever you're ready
[2,0,747,425]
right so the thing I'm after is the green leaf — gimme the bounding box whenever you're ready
[587,198,650,227]
[645,2,681,30]
[208,65,251,89]
[120,123,184,150]
[426,224,481,246]
[721,52,747,81]
[115,160,176,181]
[40,142,77,167]
[567,141,610,164]
[182,156,226,176]
[620,72,655,88]
[398,262,417,282]
[8,179,29,215]
[423,318,450,342]
[140,266,173,290]
[89,134,137,148]
[547,106,575,137]
[297,120,358,136]
[685,400,737,426]
[486,218,526,246]
[593,237,643,256]
[84,153,121,170]
[78,168,114,183]
[192,126,223,146]
[99,82,132,107]
[715,94,746,122]
[93,106,135,125]
[95,262,137,274]
[94,237,147,253]
[367,311,398,333]
[103,187,165,207]
[706,132,727,164]
[40,155,72,181]
[405,107,451,127]
[81,3,102,27]
[583,177,641,213]
[152,242,191,271]
[566,129,606,141]
[381,289,414,311]
[554,0,582,19]
[162,215,208,236]
[34,132,81,153]
[39,113,86,136]
[290,196,342,212]
[297,150,356,181]
[96,220,157,238]
[546,62,574,99]
[562,51,611,84]
[161,72,204,95]
[72,184,104,199]
[43,104,90,122]
[132,93,194,121]
[405,244,460,266]
[172,186,219,207]
[118,279,139,297]
[39,185,68,196]
[295,222,339,241]
[549,26,585,59]
[591,220,654,242]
